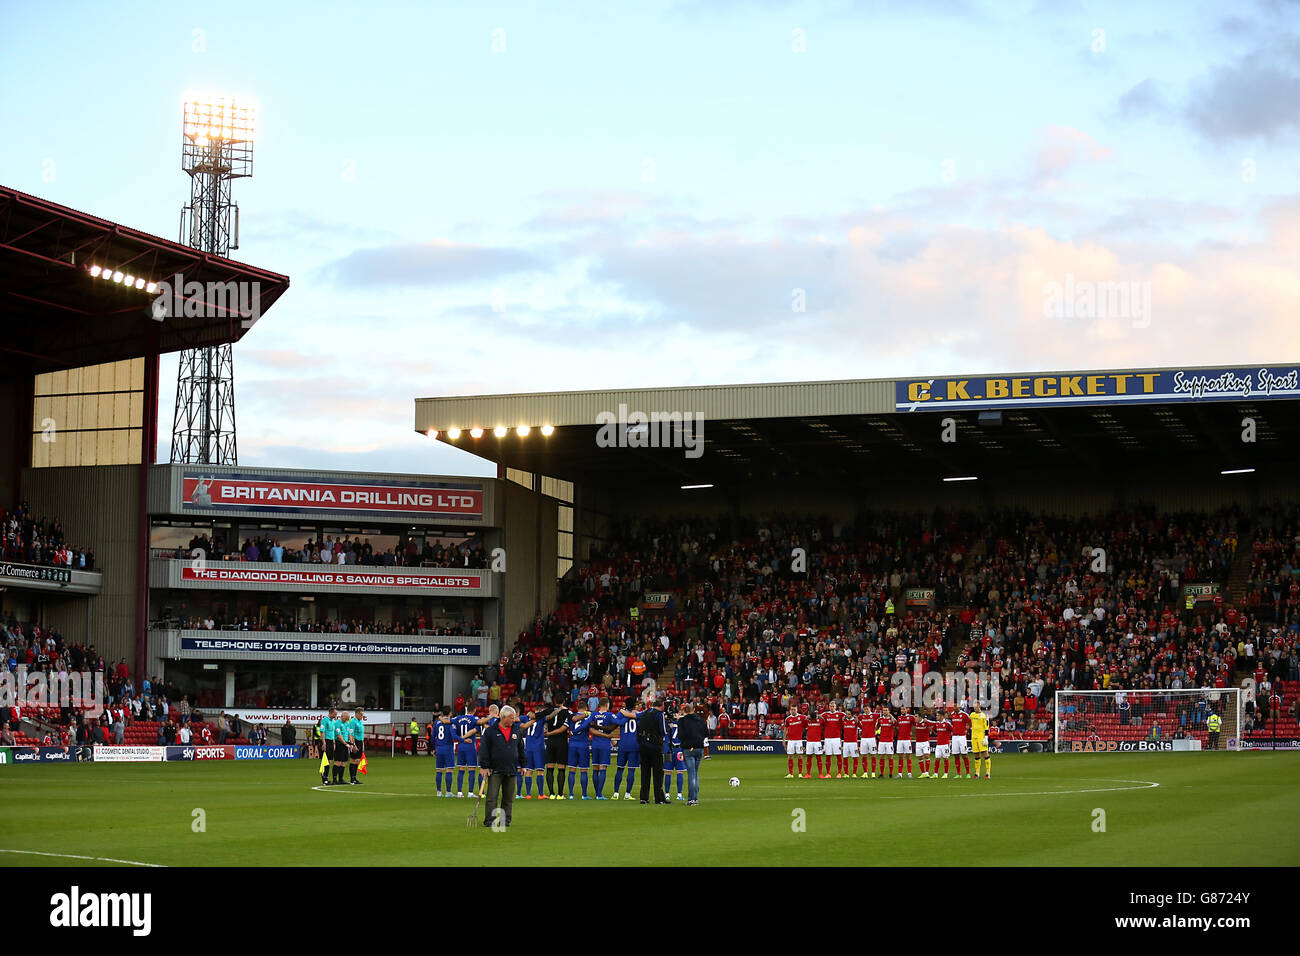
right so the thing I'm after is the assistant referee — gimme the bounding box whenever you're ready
[321,707,339,786]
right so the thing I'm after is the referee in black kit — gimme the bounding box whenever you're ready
[638,695,670,804]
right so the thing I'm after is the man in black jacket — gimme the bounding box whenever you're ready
[675,703,709,805]
[638,696,669,805]
[479,705,526,828]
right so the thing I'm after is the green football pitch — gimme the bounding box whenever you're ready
[2,753,1297,867]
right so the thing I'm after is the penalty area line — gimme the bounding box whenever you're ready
[0,848,165,868]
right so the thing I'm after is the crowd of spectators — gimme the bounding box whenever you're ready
[1,614,217,746]
[170,532,486,568]
[513,509,1298,739]
[1241,504,1300,628]
[1,501,95,571]
[172,612,478,636]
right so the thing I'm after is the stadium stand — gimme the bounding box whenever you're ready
[162,531,486,568]
[495,508,1298,746]
[1,501,95,570]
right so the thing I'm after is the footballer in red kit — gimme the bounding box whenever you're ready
[820,704,845,778]
[895,708,916,778]
[914,713,932,777]
[859,708,879,777]
[949,707,972,777]
[934,713,954,778]
[804,712,825,778]
[841,708,861,777]
[783,707,807,778]
[876,710,897,777]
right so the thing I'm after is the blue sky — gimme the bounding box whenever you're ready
[2,0,1297,477]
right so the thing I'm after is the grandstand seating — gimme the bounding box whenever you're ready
[507,509,1299,742]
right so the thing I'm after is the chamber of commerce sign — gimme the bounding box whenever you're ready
[0,562,72,584]
[180,567,483,590]
[896,365,1300,412]
[181,472,483,518]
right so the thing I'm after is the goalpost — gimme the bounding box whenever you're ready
[1054,688,1242,753]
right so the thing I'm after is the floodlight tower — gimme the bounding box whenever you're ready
[169,94,256,465]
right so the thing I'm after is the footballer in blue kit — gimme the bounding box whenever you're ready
[611,704,641,799]
[565,709,592,799]
[451,706,480,797]
[586,698,618,799]
[518,707,547,798]
[434,707,456,796]
[664,714,686,800]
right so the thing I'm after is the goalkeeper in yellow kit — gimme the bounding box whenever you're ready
[969,703,991,779]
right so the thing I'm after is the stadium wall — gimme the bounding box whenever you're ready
[0,378,26,508]
[19,464,139,663]
[502,479,558,649]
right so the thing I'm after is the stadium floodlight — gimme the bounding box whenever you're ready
[182,93,256,146]
[470,427,484,439]
[681,484,714,490]
[493,425,508,438]
[89,265,102,277]
[446,428,461,440]
[425,428,439,439]
[540,424,554,436]
[516,425,531,437]
[171,93,256,469]
[1221,468,1255,475]
[112,271,124,283]
[942,476,978,482]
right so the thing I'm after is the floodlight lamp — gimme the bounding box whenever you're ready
[540,424,554,436]
[493,426,508,438]
[447,428,461,440]
[470,427,484,439]
[516,425,531,437]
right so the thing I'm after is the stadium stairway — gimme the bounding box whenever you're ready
[1222,527,1256,607]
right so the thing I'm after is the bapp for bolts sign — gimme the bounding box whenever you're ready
[181,472,483,518]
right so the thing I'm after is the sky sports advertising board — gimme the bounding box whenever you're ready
[181,471,483,519]
[896,365,1300,412]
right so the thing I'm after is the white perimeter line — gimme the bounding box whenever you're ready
[310,779,1160,801]
[0,848,165,868]
[709,779,1161,801]
[312,785,429,796]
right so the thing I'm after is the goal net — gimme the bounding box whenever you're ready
[1054,688,1241,753]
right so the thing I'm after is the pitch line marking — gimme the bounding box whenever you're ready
[312,785,429,796]
[713,779,1161,801]
[0,848,165,868]
[310,779,1160,801]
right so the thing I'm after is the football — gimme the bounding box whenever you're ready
[729,776,741,788]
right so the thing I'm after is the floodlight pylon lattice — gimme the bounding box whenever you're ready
[169,95,255,465]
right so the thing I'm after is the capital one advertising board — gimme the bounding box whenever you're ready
[182,472,483,519]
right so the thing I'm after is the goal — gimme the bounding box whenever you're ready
[1054,688,1242,753]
